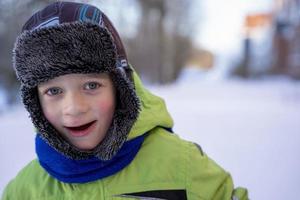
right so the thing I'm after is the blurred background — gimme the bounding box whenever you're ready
[0,0,300,199]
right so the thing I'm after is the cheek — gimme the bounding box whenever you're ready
[42,105,59,125]
[97,99,115,116]
[39,93,59,125]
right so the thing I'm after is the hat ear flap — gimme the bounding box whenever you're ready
[93,70,140,160]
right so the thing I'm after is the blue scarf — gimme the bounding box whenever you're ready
[35,134,146,183]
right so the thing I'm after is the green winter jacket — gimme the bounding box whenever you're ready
[2,71,248,200]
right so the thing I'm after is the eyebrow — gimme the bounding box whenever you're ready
[85,73,108,79]
[38,73,110,88]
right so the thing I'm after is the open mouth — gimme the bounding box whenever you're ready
[65,121,96,132]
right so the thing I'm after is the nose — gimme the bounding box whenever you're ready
[62,91,89,117]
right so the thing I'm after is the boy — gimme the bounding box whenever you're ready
[2,1,248,200]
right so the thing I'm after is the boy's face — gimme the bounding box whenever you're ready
[38,73,116,151]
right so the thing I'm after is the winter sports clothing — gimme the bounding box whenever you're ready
[3,1,248,199]
[2,71,248,200]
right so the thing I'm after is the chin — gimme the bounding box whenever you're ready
[73,142,98,151]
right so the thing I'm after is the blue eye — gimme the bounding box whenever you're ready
[85,82,101,90]
[46,87,62,96]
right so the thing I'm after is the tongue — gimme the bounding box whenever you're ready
[68,121,95,131]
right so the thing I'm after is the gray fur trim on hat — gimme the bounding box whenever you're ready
[14,22,116,87]
[14,22,140,160]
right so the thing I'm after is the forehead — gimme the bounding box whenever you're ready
[39,73,111,86]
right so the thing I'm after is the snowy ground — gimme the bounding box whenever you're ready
[1,77,300,199]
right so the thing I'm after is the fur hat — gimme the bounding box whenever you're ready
[13,1,140,160]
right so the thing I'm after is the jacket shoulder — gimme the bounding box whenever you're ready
[2,159,60,200]
[183,135,249,200]
[146,128,248,200]
[2,160,41,199]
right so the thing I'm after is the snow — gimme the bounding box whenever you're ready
[1,77,300,199]
[0,106,35,196]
